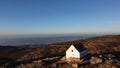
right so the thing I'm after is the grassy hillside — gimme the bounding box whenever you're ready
[52,35,120,53]
[0,35,120,68]
[0,46,36,60]
[16,35,120,62]
[1,35,120,60]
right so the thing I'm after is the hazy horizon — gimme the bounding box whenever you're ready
[0,33,119,45]
[0,34,107,45]
[0,32,120,39]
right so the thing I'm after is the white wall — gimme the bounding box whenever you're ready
[66,45,80,58]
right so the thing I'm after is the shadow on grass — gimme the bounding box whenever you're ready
[0,57,14,67]
[5,51,120,68]
[83,51,120,61]
[7,53,65,68]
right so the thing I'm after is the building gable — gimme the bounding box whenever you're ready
[66,43,88,59]
[66,45,79,53]
[66,45,80,58]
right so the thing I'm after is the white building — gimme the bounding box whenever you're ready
[66,43,87,59]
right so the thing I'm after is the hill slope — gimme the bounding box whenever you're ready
[15,35,120,62]
[0,35,120,68]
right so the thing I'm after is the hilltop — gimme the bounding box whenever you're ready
[0,35,120,68]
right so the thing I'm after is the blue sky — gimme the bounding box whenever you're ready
[0,0,120,36]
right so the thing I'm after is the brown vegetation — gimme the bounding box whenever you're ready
[0,35,120,68]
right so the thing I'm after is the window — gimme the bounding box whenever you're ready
[72,50,73,52]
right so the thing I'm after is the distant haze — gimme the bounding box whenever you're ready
[0,34,101,45]
[0,33,119,46]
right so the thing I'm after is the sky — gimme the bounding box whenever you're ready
[0,0,120,37]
